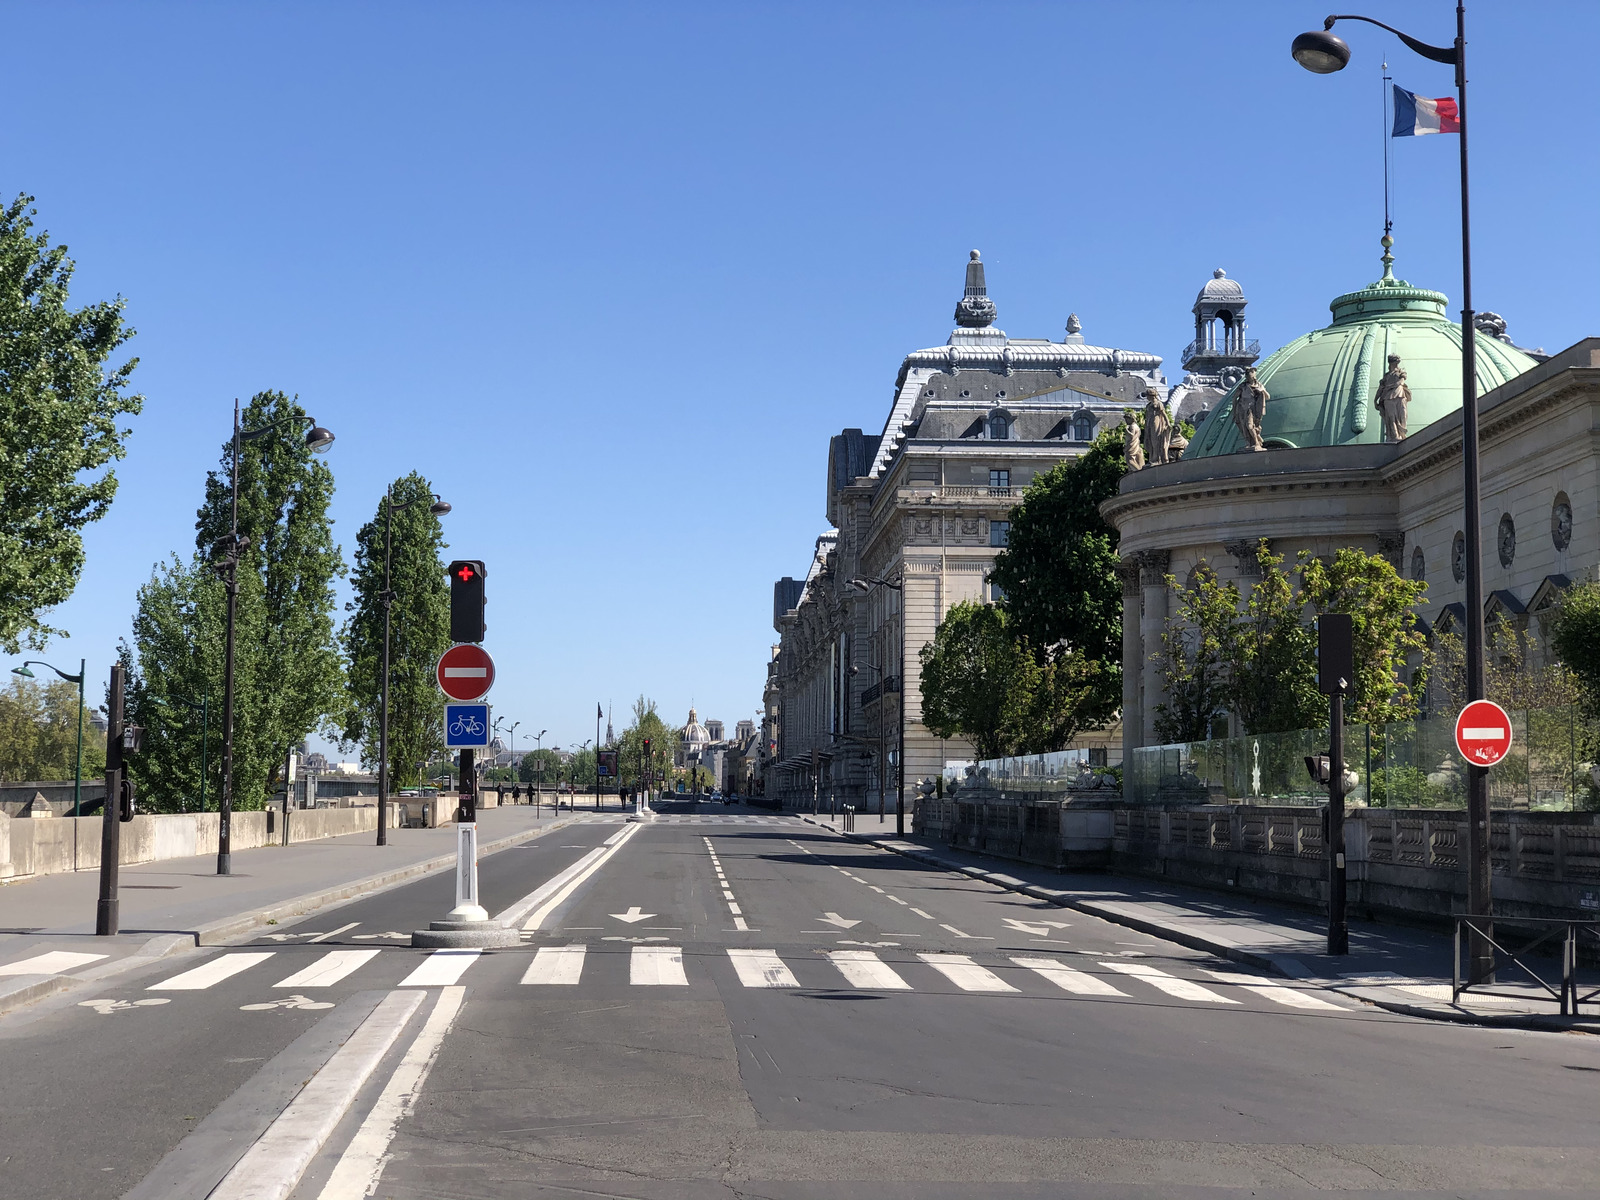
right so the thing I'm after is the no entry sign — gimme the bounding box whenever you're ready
[436,643,495,701]
[1455,699,1513,767]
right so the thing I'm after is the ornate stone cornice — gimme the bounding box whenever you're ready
[1136,549,1171,586]
[1223,539,1267,577]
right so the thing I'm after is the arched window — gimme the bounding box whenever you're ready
[986,411,1011,440]
[1071,411,1095,442]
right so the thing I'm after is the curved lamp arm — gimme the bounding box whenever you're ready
[1323,14,1457,64]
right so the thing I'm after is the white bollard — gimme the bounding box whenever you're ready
[447,821,488,922]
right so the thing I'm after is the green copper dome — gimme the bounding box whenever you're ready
[1187,240,1538,457]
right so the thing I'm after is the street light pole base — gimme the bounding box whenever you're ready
[410,918,521,948]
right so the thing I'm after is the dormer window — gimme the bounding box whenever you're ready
[986,411,1012,440]
[1071,411,1095,442]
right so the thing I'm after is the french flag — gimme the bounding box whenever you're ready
[1392,84,1459,136]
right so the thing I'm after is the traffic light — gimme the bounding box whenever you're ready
[447,560,487,643]
[119,775,137,822]
[1304,754,1332,786]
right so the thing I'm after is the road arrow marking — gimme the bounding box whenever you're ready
[819,913,861,929]
[1002,917,1073,936]
[610,907,656,924]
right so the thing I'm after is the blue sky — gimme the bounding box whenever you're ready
[5,1,1596,757]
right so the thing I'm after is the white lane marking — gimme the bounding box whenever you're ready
[79,997,170,1015]
[1011,956,1127,996]
[919,952,1017,993]
[631,945,688,986]
[732,917,750,931]
[151,952,275,991]
[826,950,911,990]
[604,828,629,846]
[887,895,908,905]
[727,948,799,988]
[938,924,994,940]
[721,889,736,901]
[0,950,108,976]
[727,902,742,915]
[521,944,586,985]
[209,989,425,1200]
[520,822,645,930]
[399,950,480,987]
[911,908,935,920]
[869,885,886,894]
[314,987,465,1200]
[274,950,381,989]
[307,922,360,944]
[1101,961,1237,1003]
[1202,969,1345,1010]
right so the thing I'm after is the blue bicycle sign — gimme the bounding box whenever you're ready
[444,703,491,749]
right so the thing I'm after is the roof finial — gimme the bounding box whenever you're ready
[954,250,997,328]
[1380,231,1396,282]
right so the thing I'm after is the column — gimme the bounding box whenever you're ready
[1138,550,1171,747]
[1120,561,1143,767]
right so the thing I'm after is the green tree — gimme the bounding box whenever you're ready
[919,601,1038,760]
[1231,544,1323,735]
[120,553,268,811]
[1550,582,1600,711]
[519,748,562,787]
[567,746,598,792]
[341,473,450,789]
[1154,561,1238,743]
[0,675,107,783]
[987,425,1125,731]
[0,194,143,652]
[616,696,676,790]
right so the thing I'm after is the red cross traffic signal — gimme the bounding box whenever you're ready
[447,560,487,643]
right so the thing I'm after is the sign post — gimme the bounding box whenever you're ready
[1317,614,1354,956]
[1455,698,1510,981]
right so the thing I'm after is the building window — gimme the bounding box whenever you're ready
[1410,546,1425,582]
[989,469,1009,489]
[986,412,1011,440]
[990,520,1010,547]
[1071,411,1095,442]
[1087,747,1108,767]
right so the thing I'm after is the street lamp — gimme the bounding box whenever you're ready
[533,728,547,807]
[377,485,450,845]
[848,575,907,834]
[214,401,335,875]
[12,660,87,867]
[1291,5,1493,980]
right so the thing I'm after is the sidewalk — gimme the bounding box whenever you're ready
[799,811,1600,1034]
[0,802,599,1015]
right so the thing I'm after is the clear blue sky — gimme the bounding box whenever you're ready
[5,1,1596,757]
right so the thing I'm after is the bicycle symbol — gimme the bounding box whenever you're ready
[240,994,335,1012]
[450,714,485,739]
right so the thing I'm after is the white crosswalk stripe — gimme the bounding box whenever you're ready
[151,952,275,990]
[0,950,109,976]
[919,952,1018,993]
[400,949,480,987]
[522,944,587,985]
[1011,956,1128,996]
[826,950,911,990]
[1202,968,1346,1010]
[631,945,688,986]
[274,949,381,988]
[1101,961,1236,1003]
[727,948,799,988]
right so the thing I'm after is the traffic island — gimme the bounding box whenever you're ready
[411,916,521,948]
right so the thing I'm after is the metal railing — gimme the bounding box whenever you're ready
[1452,916,1600,1015]
[860,676,900,707]
[1180,337,1261,365]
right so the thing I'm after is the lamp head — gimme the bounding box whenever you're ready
[429,500,452,516]
[849,577,872,593]
[1292,26,1351,73]
[304,423,336,453]
[11,664,35,679]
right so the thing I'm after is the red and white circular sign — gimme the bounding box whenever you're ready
[436,643,495,701]
[1455,699,1513,767]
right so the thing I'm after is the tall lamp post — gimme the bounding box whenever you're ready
[533,728,547,807]
[214,402,335,875]
[1291,4,1492,982]
[850,575,906,835]
[12,659,86,869]
[849,662,888,825]
[377,486,451,845]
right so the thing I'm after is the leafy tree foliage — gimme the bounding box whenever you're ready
[1230,545,1323,735]
[120,554,268,811]
[1549,582,1600,711]
[0,675,106,783]
[616,696,677,790]
[919,601,1038,759]
[1154,562,1238,743]
[519,748,562,786]
[341,473,450,789]
[0,194,143,652]
[986,426,1125,732]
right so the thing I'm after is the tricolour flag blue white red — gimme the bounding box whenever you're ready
[1392,84,1459,136]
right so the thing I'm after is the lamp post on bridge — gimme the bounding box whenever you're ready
[850,575,906,835]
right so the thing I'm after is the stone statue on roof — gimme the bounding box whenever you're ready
[1374,353,1411,442]
[1122,409,1144,471]
[1234,367,1268,452]
[1142,388,1172,465]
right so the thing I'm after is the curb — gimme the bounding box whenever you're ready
[0,816,578,1018]
[801,816,1600,1035]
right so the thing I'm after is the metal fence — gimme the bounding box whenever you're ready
[1127,704,1597,810]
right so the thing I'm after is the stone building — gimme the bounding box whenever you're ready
[1105,239,1590,763]
[767,251,1164,808]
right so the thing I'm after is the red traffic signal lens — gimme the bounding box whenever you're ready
[456,565,476,582]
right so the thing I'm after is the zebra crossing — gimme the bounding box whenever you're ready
[95,944,1351,1016]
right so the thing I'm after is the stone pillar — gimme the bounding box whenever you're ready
[1121,561,1143,768]
[1137,550,1171,746]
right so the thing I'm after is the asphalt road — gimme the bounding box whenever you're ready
[5,806,1600,1199]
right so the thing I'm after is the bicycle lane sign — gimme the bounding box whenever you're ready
[445,703,491,749]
